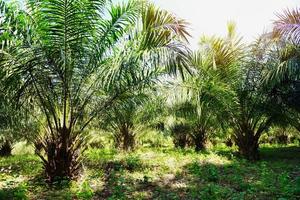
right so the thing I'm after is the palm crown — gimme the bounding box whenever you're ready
[0,0,190,181]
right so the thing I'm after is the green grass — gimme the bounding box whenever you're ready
[0,145,299,199]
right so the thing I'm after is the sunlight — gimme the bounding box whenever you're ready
[0,0,299,198]
[202,153,232,166]
[153,0,299,48]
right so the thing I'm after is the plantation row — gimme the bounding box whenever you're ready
[0,0,299,184]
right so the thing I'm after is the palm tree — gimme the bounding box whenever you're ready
[169,58,234,151]
[264,7,300,136]
[99,93,145,151]
[0,94,14,156]
[99,88,168,151]
[0,1,33,156]
[230,10,299,159]
[169,122,192,149]
[0,0,190,181]
[168,22,241,152]
[229,90,273,160]
[228,37,281,160]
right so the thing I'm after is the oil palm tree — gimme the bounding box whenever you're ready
[269,7,300,114]
[228,36,281,160]
[0,1,33,156]
[99,92,146,151]
[264,7,300,136]
[169,22,241,152]
[0,0,190,181]
[169,52,235,151]
[99,90,165,151]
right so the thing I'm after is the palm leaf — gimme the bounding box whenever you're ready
[273,8,300,45]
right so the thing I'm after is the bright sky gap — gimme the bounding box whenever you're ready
[152,0,299,48]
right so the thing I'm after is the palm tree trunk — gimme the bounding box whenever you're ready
[36,127,82,182]
[123,130,135,151]
[118,124,135,151]
[193,128,206,152]
[113,133,122,149]
[0,140,12,157]
[234,129,260,161]
[174,134,187,149]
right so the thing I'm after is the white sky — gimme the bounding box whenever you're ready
[152,0,300,48]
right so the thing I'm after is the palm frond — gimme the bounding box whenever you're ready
[273,8,300,45]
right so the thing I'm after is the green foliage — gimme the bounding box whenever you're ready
[76,181,94,200]
[166,22,244,152]
[0,0,300,199]
[124,154,142,171]
[0,0,190,180]
[295,177,300,194]
[139,129,172,148]
[169,122,192,149]
[264,8,300,134]
[0,183,28,200]
[0,145,300,199]
[187,162,220,182]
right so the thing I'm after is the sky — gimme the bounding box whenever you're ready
[152,0,300,48]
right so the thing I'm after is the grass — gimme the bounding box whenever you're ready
[0,145,299,199]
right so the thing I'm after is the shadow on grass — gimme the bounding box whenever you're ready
[95,161,241,199]
[1,146,300,200]
[0,185,28,200]
[213,145,300,163]
[213,149,238,160]
[260,146,300,162]
[95,154,151,199]
[0,172,78,200]
[94,146,300,200]
[160,147,211,155]
[0,155,79,200]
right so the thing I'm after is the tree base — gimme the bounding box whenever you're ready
[238,145,260,161]
[195,144,205,152]
[35,130,83,183]
[0,141,12,157]
[234,130,260,161]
